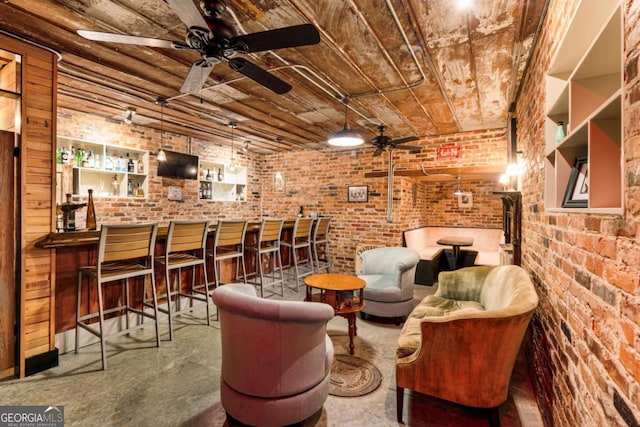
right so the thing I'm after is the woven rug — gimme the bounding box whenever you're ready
[329,354,382,397]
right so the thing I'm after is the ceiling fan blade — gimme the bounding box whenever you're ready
[373,148,384,156]
[228,58,292,94]
[390,136,420,145]
[180,60,214,94]
[166,0,209,30]
[77,30,179,49]
[229,24,320,53]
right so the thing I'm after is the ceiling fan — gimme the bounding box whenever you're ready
[371,125,420,156]
[76,0,320,95]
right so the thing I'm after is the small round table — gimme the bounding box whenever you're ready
[436,236,474,270]
[304,273,366,355]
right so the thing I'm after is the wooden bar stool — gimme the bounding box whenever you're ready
[281,217,314,291]
[75,223,159,370]
[208,219,248,286]
[246,218,285,298]
[155,220,211,340]
[311,217,332,273]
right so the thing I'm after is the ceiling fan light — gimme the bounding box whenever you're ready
[328,128,364,147]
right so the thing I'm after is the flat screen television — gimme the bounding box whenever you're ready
[157,150,199,180]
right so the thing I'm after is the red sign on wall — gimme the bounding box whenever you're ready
[437,145,461,159]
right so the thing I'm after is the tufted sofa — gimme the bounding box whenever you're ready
[395,265,538,426]
[212,283,335,427]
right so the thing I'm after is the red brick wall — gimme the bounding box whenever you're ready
[58,109,506,273]
[515,0,640,425]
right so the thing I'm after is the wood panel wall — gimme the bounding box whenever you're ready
[0,33,57,377]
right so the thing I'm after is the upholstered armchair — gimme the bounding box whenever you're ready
[395,265,539,426]
[211,283,335,427]
[358,247,420,322]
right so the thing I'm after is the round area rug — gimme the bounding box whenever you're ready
[329,354,382,397]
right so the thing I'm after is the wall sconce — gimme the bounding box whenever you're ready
[453,175,465,196]
[124,108,136,124]
[242,140,250,152]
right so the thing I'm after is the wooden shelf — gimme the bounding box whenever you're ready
[544,0,622,212]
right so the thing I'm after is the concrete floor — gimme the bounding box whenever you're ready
[0,283,544,427]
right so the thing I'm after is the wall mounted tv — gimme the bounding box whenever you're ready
[157,150,199,180]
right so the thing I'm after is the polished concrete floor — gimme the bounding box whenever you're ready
[0,283,543,427]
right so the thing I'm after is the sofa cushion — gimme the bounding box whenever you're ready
[396,295,484,358]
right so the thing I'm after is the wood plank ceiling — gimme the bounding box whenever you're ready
[0,0,546,154]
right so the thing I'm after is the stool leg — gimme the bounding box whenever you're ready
[258,252,265,298]
[277,248,284,296]
[202,261,212,324]
[75,271,82,354]
[125,278,131,330]
[149,271,160,347]
[165,264,174,341]
[96,280,107,370]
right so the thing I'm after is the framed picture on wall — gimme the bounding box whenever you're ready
[458,192,473,208]
[273,171,285,193]
[562,156,588,208]
[348,185,368,202]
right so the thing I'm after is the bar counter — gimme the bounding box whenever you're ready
[37,220,298,333]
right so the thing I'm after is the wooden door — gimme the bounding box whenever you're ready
[0,130,16,379]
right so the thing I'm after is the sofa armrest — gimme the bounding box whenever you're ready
[361,247,419,275]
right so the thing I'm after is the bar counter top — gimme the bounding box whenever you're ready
[36,219,297,249]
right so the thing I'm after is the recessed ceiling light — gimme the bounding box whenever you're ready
[457,0,473,9]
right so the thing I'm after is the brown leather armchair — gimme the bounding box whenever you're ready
[395,265,539,426]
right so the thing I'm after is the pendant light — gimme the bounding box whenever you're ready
[156,97,167,162]
[228,121,237,171]
[328,97,364,147]
[453,175,465,196]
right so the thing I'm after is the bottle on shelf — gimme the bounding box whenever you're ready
[127,154,135,172]
[127,178,134,197]
[135,182,144,198]
[554,121,566,144]
[104,152,113,170]
[94,154,101,169]
[137,155,144,174]
[86,189,97,230]
[70,147,77,167]
[118,155,126,172]
[206,169,212,181]
[61,146,69,165]
[217,167,223,182]
[111,175,119,196]
[76,148,84,167]
[87,150,95,168]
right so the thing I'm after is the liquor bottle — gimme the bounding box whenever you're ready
[111,175,119,196]
[56,146,62,164]
[118,155,126,172]
[105,153,112,170]
[127,154,135,172]
[137,155,144,174]
[61,147,69,165]
[206,169,212,181]
[70,147,77,166]
[127,179,134,197]
[217,167,223,182]
[136,183,144,198]
[87,150,95,168]
[86,189,97,230]
[94,154,101,169]
[76,148,84,167]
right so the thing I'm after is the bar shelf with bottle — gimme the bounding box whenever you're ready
[57,136,148,198]
[198,159,247,202]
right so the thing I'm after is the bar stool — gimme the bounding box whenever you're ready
[246,218,285,298]
[281,217,314,291]
[75,223,159,370]
[311,216,332,273]
[209,219,248,286]
[155,220,211,340]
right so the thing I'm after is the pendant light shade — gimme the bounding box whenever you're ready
[328,98,364,147]
[453,176,465,196]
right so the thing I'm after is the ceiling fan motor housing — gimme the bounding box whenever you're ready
[201,0,227,18]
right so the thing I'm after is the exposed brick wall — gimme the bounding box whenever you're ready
[515,0,640,425]
[58,108,506,274]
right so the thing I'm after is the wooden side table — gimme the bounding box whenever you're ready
[304,273,366,355]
